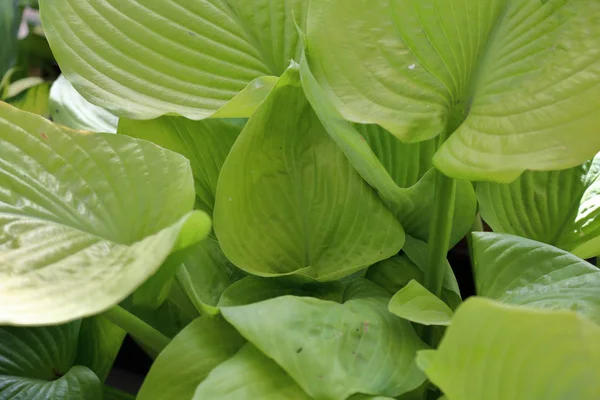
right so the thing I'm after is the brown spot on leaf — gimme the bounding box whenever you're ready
[40,132,48,139]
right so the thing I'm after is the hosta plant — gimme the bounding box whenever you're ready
[1,0,600,399]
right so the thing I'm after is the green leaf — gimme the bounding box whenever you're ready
[75,317,126,382]
[0,0,19,78]
[306,0,600,182]
[369,236,462,310]
[176,239,244,315]
[119,117,243,215]
[194,343,312,400]
[472,232,600,324]
[138,316,246,400]
[49,75,118,133]
[222,295,427,399]
[0,366,103,400]
[219,276,345,307]
[478,155,600,258]
[417,297,600,400]
[0,102,211,325]
[389,280,453,326]
[39,0,309,119]
[214,64,405,282]
[299,55,476,247]
[0,323,103,400]
[6,81,50,117]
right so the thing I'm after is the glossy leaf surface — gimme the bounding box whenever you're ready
[0,102,210,324]
[40,0,309,119]
[418,297,600,400]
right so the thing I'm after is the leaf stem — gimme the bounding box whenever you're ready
[101,305,170,355]
[424,170,456,299]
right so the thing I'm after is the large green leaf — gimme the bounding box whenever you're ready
[0,323,103,399]
[214,64,405,281]
[477,155,600,258]
[0,102,210,325]
[119,117,243,215]
[49,75,118,133]
[0,0,19,78]
[222,295,427,399]
[176,238,245,315]
[299,55,476,247]
[418,297,600,400]
[194,344,312,400]
[472,232,600,324]
[39,0,309,120]
[75,317,126,382]
[307,0,600,182]
[138,316,246,400]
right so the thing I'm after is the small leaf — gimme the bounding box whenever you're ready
[193,344,312,400]
[40,0,309,119]
[138,316,246,400]
[418,297,600,400]
[389,280,453,326]
[215,64,405,281]
[222,295,427,399]
[0,102,210,325]
[49,75,118,133]
[472,232,600,324]
[119,117,243,215]
[478,155,600,258]
[6,81,50,117]
[177,239,245,315]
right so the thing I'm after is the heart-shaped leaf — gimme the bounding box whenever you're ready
[389,280,453,326]
[0,323,103,400]
[49,75,118,133]
[222,295,427,399]
[0,102,210,325]
[472,232,600,324]
[40,0,309,119]
[299,55,476,247]
[418,297,600,400]
[477,155,600,258]
[307,0,600,181]
[193,343,312,400]
[119,117,243,215]
[214,64,405,281]
[138,316,246,400]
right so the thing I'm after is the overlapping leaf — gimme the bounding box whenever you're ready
[299,56,476,247]
[472,232,600,324]
[119,117,243,215]
[418,297,600,400]
[222,295,427,399]
[0,0,19,78]
[307,0,600,181]
[214,65,405,281]
[50,75,118,133]
[478,155,600,258]
[0,102,210,325]
[138,316,246,400]
[40,0,309,119]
